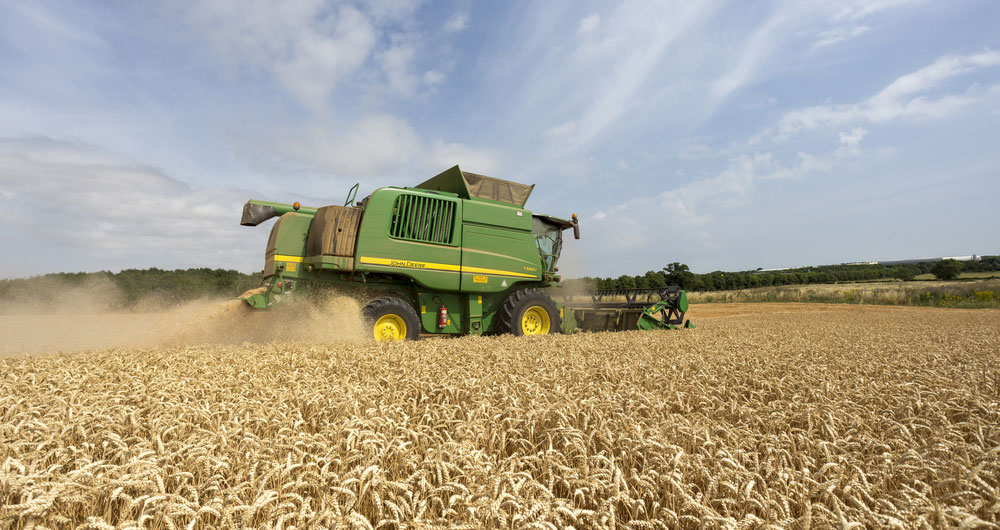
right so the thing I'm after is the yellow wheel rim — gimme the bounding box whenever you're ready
[374,314,407,341]
[520,306,551,335]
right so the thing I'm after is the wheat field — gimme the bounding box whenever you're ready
[2,305,999,528]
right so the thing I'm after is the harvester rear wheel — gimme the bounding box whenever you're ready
[363,297,421,342]
[497,288,561,336]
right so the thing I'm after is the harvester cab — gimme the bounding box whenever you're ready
[239,165,690,340]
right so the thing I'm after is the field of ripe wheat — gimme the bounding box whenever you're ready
[687,279,1000,308]
[2,305,999,529]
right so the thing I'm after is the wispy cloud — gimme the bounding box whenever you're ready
[778,50,1000,137]
[378,34,424,97]
[811,0,922,47]
[443,12,468,33]
[553,2,715,151]
[836,127,868,156]
[826,0,924,21]
[185,0,451,109]
[709,11,786,101]
[710,0,922,101]
[812,25,870,48]
[0,136,256,271]
[577,14,600,35]
[590,151,831,250]
[188,1,376,110]
[267,114,502,179]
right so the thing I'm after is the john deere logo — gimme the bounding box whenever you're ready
[390,260,425,269]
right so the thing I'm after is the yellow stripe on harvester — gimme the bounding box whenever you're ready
[360,256,460,272]
[461,265,537,278]
[359,256,538,279]
[275,254,304,263]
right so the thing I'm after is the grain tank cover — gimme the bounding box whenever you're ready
[415,165,534,207]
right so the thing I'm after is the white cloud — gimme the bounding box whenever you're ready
[812,25,870,48]
[757,152,833,181]
[189,1,376,110]
[742,96,779,110]
[875,146,897,159]
[777,50,1000,137]
[0,136,257,272]
[577,14,600,35]
[443,13,468,33]
[423,69,445,86]
[425,140,503,176]
[376,29,456,97]
[677,143,714,160]
[544,120,581,140]
[589,151,831,250]
[836,127,868,156]
[552,156,599,190]
[708,0,919,101]
[0,130,501,276]
[379,38,421,96]
[7,2,109,49]
[269,114,501,178]
[810,0,921,48]
[560,3,714,150]
[709,12,786,101]
[272,115,421,177]
[361,0,424,23]
[186,1,454,106]
[826,0,923,21]
[873,51,1000,103]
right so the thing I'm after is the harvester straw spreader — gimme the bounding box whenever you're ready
[240,166,693,340]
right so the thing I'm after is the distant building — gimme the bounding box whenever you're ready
[876,255,980,266]
[753,254,983,271]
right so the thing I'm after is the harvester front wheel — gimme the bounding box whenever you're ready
[363,297,421,342]
[497,288,561,336]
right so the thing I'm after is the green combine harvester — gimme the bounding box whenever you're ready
[240,165,692,340]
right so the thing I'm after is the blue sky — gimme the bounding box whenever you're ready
[1,0,998,279]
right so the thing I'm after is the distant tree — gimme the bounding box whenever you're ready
[644,270,666,289]
[662,262,694,289]
[890,265,917,281]
[931,259,963,281]
[977,256,1000,271]
[616,274,637,290]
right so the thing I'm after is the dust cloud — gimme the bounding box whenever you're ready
[0,283,368,356]
[0,274,126,315]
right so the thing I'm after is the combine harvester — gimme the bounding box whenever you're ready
[240,166,693,340]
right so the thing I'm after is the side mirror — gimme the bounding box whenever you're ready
[571,213,580,240]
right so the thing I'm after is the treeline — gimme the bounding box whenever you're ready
[0,268,262,310]
[569,256,1000,292]
[3,256,998,309]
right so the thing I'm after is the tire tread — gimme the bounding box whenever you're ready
[363,296,421,340]
[496,288,560,336]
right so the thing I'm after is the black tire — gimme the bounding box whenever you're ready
[363,297,421,341]
[496,288,562,336]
